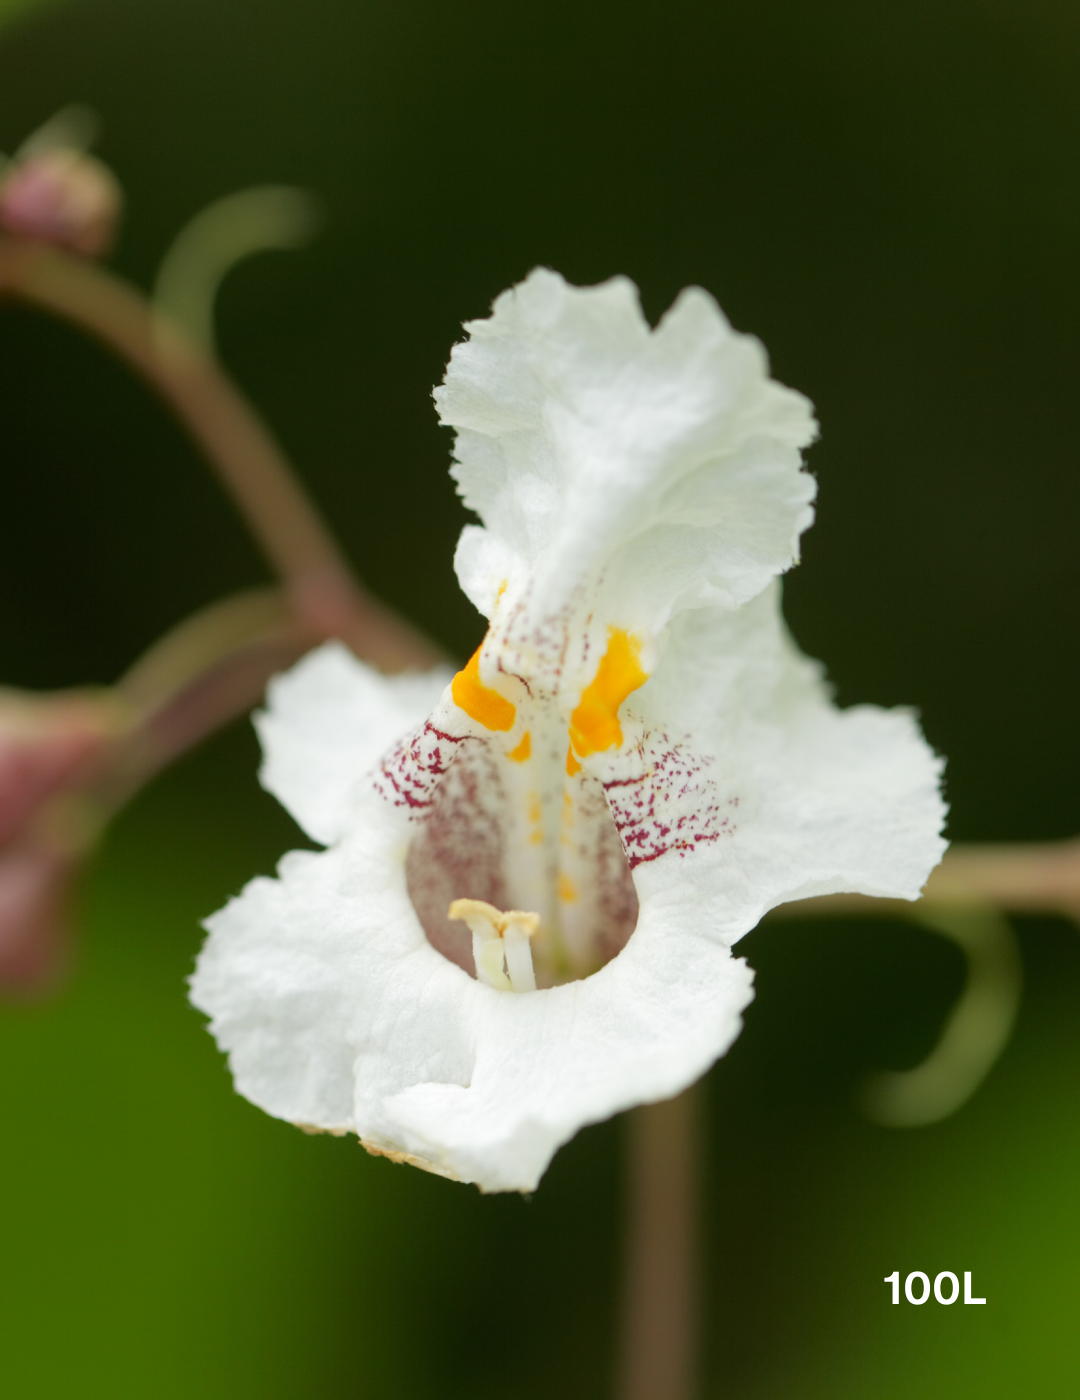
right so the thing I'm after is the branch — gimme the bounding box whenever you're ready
[0,236,443,674]
[617,1087,700,1400]
[771,836,1080,925]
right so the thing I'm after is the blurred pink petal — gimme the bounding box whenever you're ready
[0,693,111,848]
[0,691,117,993]
[0,148,122,258]
[0,842,72,992]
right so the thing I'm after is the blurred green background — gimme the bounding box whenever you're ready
[1,0,1079,1395]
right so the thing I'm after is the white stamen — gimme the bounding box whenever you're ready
[475,935,514,991]
[449,899,539,993]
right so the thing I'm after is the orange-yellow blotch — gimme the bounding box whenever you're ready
[560,791,574,846]
[565,743,582,776]
[568,628,647,758]
[557,873,577,903]
[451,644,516,732]
[507,731,532,763]
[528,793,542,826]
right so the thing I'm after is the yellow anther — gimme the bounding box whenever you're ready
[449,899,540,994]
[448,898,539,938]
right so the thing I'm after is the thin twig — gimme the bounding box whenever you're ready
[617,1086,700,1400]
[0,236,443,673]
[25,589,313,857]
[2,588,318,993]
[116,588,297,712]
[770,836,1080,925]
[106,589,313,802]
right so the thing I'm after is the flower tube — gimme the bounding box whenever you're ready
[191,269,946,1192]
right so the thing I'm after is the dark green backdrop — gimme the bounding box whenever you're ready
[1,1,1078,1395]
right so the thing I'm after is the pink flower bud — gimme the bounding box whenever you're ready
[0,147,122,258]
[0,842,72,992]
[0,690,119,993]
[0,690,112,848]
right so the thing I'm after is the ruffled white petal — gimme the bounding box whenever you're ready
[255,641,453,844]
[190,780,755,1193]
[435,268,817,634]
[609,583,946,940]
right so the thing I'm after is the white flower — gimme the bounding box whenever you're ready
[190,269,946,1193]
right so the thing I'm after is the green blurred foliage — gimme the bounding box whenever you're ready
[0,0,58,33]
[0,0,1079,1395]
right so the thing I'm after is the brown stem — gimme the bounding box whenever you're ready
[4,588,318,995]
[0,236,442,673]
[107,590,313,803]
[925,839,1080,915]
[26,589,314,859]
[116,588,297,712]
[771,836,1080,925]
[617,1086,700,1400]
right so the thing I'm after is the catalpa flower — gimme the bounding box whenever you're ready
[191,269,946,1192]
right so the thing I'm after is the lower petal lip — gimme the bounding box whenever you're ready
[192,772,756,1193]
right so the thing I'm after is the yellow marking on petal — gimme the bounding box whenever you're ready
[451,644,516,732]
[568,628,648,758]
[507,730,532,762]
[565,743,581,776]
[560,792,575,845]
[557,873,577,903]
[527,790,543,843]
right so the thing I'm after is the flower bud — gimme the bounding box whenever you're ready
[0,689,119,993]
[0,689,113,847]
[0,146,122,257]
[0,841,73,992]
